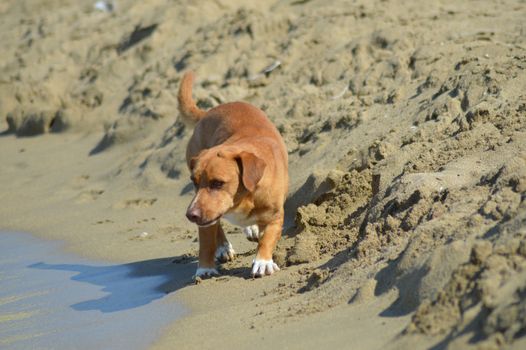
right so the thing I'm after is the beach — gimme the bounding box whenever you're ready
[1,0,525,349]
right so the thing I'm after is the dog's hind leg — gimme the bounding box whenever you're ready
[243,224,262,242]
[215,222,235,263]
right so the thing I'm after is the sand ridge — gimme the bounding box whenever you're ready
[1,0,525,349]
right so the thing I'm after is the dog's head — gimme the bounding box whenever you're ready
[185,146,266,226]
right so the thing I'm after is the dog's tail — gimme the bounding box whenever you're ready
[178,71,206,124]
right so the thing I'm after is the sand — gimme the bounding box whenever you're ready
[0,0,525,349]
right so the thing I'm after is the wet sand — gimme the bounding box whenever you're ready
[0,231,189,349]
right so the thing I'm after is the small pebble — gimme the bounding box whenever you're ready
[94,0,115,12]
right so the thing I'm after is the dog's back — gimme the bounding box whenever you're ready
[179,71,289,278]
[179,72,288,184]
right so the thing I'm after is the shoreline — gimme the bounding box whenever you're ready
[0,230,187,350]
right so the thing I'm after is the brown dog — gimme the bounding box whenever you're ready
[178,71,288,278]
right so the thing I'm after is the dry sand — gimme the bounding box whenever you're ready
[1,0,526,349]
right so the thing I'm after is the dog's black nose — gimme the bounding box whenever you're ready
[186,208,201,223]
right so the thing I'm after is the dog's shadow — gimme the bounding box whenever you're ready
[29,256,196,313]
[218,265,253,279]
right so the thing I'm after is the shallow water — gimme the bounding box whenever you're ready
[0,232,192,350]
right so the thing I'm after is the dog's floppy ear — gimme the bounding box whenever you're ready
[236,151,266,192]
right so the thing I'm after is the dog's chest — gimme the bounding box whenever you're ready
[223,211,257,227]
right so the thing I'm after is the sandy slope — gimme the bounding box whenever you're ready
[1,0,525,349]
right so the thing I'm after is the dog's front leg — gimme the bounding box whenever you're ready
[252,217,283,277]
[196,224,219,278]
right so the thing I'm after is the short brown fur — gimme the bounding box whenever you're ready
[180,71,288,277]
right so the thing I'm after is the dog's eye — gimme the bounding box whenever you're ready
[210,180,225,190]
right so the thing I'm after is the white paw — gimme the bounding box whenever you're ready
[243,225,261,242]
[215,241,235,263]
[195,267,219,278]
[251,259,280,277]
